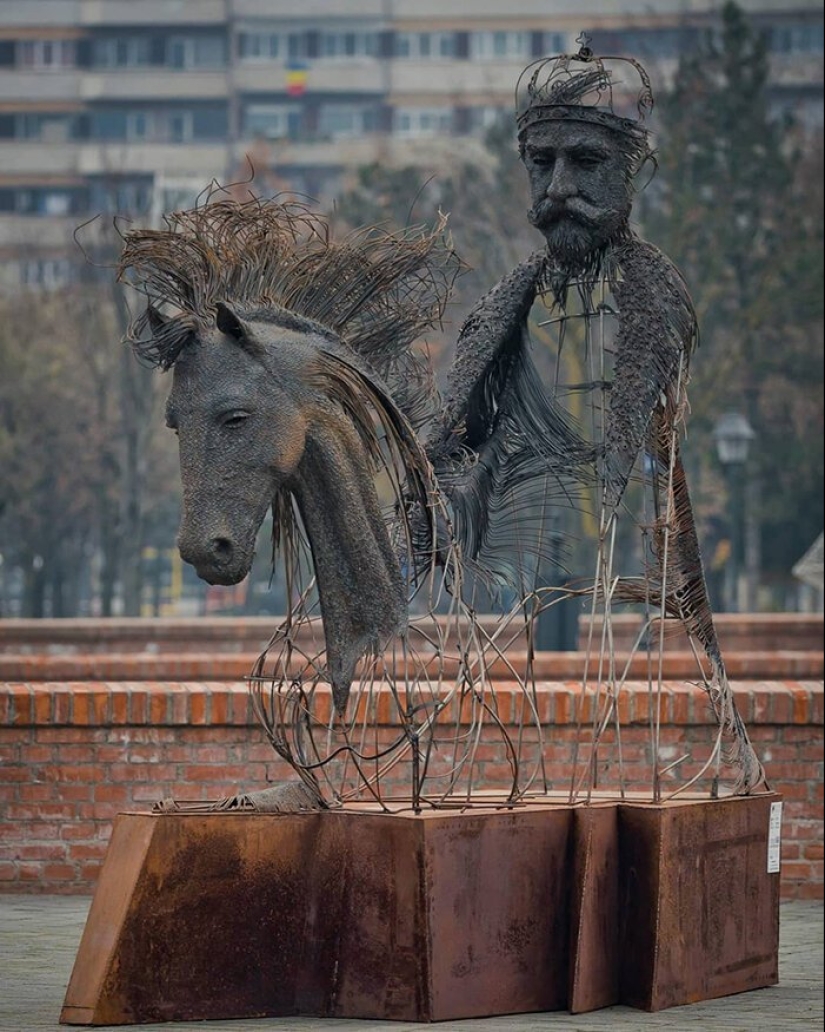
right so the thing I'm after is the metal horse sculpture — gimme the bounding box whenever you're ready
[117,193,763,813]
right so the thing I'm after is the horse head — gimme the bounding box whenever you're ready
[118,199,459,711]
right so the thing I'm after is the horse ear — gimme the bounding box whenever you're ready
[215,301,247,343]
[146,304,167,334]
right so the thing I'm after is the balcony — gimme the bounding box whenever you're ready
[0,214,80,252]
[0,70,81,103]
[230,132,490,172]
[233,0,384,19]
[79,0,226,26]
[389,59,529,99]
[78,142,229,179]
[0,142,82,178]
[0,0,81,28]
[81,70,229,102]
[234,61,387,96]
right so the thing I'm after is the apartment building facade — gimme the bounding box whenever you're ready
[0,0,822,291]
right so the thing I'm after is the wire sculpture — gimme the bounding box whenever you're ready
[116,41,766,816]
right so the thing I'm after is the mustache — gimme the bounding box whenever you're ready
[528,198,604,229]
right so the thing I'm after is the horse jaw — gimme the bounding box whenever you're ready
[289,416,407,715]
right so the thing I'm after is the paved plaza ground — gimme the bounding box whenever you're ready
[0,896,821,1032]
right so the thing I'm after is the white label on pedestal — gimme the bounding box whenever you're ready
[767,800,783,873]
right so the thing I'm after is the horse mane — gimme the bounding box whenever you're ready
[117,195,462,430]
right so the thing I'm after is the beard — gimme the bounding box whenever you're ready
[528,199,628,268]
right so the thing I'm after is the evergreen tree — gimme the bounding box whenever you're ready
[644,0,823,595]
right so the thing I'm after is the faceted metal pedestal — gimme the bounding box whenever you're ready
[60,794,781,1025]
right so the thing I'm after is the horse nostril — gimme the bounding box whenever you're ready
[211,537,233,561]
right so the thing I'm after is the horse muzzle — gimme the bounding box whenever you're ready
[177,533,253,586]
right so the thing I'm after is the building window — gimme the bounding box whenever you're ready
[92,108,223,143]
[320,31,378,58]
[591,28,700,59]
[18,39,76,68]
[239,31,306,60]
[150,178,207,225]
[394,107,453,137]
[11,188,80,216]
[318,104,376,138]
[287,34,308,60]
[469,106,508,132]
[92,37,152,67]
[166,35,226,69]
[89,179,153,214]
[394,32,455,59]
[769,22,824,54]
[470,31,531,60]
[244,104,292,139]
[168,112,193,143]
[238,32,282,61]
[126,111,154,141]
[13,113,74,141]
[21,258,74,291]
[542,32,567,54]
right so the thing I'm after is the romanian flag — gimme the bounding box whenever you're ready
[286,61,308,97]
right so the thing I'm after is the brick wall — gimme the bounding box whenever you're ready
[1,679,822,899]
[2,613,821,655]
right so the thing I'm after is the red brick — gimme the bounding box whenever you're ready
[189,744,230,764]
[110,691,129,725]
[184,764,250,782]
[189,687,209,725]
[230,689,252,725]
[209,687,230,725]
[9,685,33,725]
[59,821,109,841]
[108,763,177,783]
[15,842,67,860]
[32,689,53,724]
[782,726,821,742]
[750,687,772,723]
[93,783,131,804]
[17,863,44,882]
[42,862,77,881]
[132,784,171,803]
[795,881,825,900]
[66,841,108,861]
[147,687,170,725]
[769,687,793,723]
[78,862,104,884]
[170,685,190,725]
[792,687,813,723]
[128,686,149,724]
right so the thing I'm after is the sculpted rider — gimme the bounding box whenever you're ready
[427,39,764,793]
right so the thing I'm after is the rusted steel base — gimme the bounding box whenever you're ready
[617,794,781,1010]
[60,794,781,1025]
[568,803,621,1013]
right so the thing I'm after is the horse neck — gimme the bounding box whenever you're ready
[288,408,407,711]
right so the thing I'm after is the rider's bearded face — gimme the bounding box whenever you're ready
[521,120,635,265]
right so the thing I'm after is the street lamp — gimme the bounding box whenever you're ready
[713,412,756,612]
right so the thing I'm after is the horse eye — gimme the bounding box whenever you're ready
[220,411,250,428]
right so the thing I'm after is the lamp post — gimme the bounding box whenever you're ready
[713,412,756,612]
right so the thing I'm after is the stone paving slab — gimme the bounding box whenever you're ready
[0,896,821,1032]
